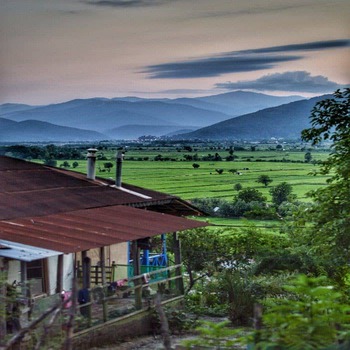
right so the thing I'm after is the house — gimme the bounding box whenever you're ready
[0,152,207,341]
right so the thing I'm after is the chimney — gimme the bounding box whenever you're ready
[116,150,123,187]
[87,148,98,180]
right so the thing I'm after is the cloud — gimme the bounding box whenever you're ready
[216,71,347,93]
[85,0,171,7]
[145,55,302,78]
[144,39,350,79]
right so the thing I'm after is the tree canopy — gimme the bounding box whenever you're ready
[297,88,350,281]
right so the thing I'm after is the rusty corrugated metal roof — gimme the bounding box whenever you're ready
[0,206,206,253]
[0,156,208,253]
[0,156,200,220]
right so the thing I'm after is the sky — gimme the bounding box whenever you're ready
[0,0,349,105]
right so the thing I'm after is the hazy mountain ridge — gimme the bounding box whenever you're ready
[0,91,308,141]
[174,95,330,140]
[0,118,106,142]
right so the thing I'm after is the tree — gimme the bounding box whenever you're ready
[178,228,224,291]
[269,182,294,206]
[304,151,312,163]
[72,161,79,168]
[60,161,70,168]
[257,174,273,187]
[215,169,224,175]
[103,162,114,172]
[297,88,350,281]
[236,188,266,203]
[192,163,200,169]
[44,158,57,167]
[233,183,242,191]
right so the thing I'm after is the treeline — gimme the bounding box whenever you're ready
[191,182,298,220]
[0,144,85,160]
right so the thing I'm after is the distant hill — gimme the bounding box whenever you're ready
[106,125,198,139]
[174,95,330,140]
[2,98,230,132]
[195,91,304,116]
[0,118,106,142]
[0,91,308,141]
[0,103,36,115]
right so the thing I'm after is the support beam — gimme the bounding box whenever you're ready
[172,232,184,295]
[99,247,108,322]
[56,254,64,293]
[0,259,9,341]
[20,261,27,297]
[131,241,142,310]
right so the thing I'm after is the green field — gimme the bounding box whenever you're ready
[63,148,330,203]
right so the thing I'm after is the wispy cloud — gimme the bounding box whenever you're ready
[216,71,347,93]
[144,39,350,79]
[85,0,172,7]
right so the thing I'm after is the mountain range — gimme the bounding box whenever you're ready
[0,91,319,142]
[174,95,330,140]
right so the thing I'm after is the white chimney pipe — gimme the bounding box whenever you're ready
[116,150,123,187]
[87,148,98,180]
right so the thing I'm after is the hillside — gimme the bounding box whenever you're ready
[106,125,198,139]
[0,118,106,142]
[175,95,330,140]
[0,91,305,140]
[195,90,303,115]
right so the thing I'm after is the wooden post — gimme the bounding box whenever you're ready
[100,247,108,322]
[132,241,142,310]
[20,261,27,297]
[172,232,184,295]
[0,259,9,343]
[56,254,64,294]
[111,261,117,282]
[81,251,91,326]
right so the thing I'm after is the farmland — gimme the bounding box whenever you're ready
[65,144,330,203]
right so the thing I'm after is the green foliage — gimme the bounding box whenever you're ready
[234,183,243,191]
[236,188,266,203]
[252,275,350,350]
[257,175,273,187]
[103,161,113,172]
[304,151,312,163]
[60,161,70,168]
[220,270,257,326]
[182,320,244,349]
[44,158,57,167]
[269,182,295,206]
[151,307,196,335]
[179,228,225,290]
[297,88,350,282]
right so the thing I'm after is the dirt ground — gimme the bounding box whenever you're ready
[90,316,229,350]
[90,333,196,350]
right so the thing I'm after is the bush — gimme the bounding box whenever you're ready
[254,275,350,349]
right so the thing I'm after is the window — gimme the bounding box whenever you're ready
[27,259,47,295]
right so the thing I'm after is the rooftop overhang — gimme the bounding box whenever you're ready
[0,239,62,262]
[0,205,207,254]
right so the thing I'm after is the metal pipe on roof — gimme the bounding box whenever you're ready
[116,150,123,187]
[87,148,98,180]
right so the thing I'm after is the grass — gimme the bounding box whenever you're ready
[54,150,330,203]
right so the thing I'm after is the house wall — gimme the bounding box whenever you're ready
[6,259,20,285]
[47,254,74,295]
[83,243,128,267]
[1,254,74,296]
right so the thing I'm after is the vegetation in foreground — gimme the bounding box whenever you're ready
[0,89,349,350]
[178,88,350,349]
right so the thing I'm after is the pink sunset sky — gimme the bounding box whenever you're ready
[0,0,349,105]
